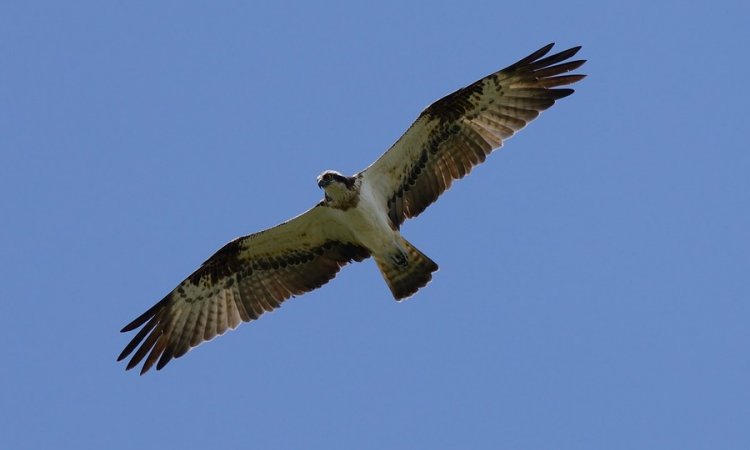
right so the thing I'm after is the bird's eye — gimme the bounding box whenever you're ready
[324,174,332,180]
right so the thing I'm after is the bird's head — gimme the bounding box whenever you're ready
[317,170,357,202]
[317,170,348,189]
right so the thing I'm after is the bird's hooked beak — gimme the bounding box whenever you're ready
[318,174,333,189]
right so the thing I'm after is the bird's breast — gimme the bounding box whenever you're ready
[338,188,399,255]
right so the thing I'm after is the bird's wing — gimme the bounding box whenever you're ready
[118,204,369,374]
[360,43,585,228]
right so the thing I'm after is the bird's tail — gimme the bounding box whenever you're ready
[374,238,439,300]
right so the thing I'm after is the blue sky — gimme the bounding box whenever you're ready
[2,1,748,449]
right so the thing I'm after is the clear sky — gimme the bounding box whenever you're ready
[2,1,748,449]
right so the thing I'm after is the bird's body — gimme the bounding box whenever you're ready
[329,179,397,256]
[119,43,586,374]
[327,173,439,297]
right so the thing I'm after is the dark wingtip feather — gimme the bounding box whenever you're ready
[524,43,556,61]
[535,42,556,57]
[534,59,586,78]
[124,324,161,372]
[120,310,151,333]
[120,296,169,332]
[504,43,555,71]
[156,347,175,371]
[527,46,583,71]
[551,88,576,99]
[548,46,582,62]
[117,317,157,361]
[120,320,141,333]
[539,74,587,88]
[503,44,585,75]
[140,360,153,375]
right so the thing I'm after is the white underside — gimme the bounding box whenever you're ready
[329,182,402,257]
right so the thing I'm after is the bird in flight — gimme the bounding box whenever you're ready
[119,43,586,374]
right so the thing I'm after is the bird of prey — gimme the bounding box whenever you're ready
[118,43,586,374]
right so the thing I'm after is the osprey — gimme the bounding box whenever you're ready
[119,43,586,374]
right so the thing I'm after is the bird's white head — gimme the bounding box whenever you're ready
[317,170,357,203]
[317,170,346,188]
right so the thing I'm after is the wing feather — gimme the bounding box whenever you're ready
[361,43,585,227]
[118,205,369,374]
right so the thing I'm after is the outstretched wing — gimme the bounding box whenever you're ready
[361,43,586,228]
[118,204,369,374]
